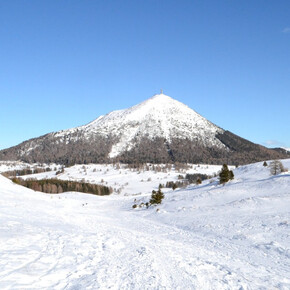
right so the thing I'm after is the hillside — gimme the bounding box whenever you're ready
[0,160,289,289]
[0,94,288,165]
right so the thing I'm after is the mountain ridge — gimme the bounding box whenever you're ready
[0,93,288,165]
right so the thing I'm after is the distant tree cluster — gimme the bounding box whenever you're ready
[158,173,211,190]
[122,163,192,174]
[118,137,173,164]
[1,167,51,178]
[174,162,191,172]
[124,163,173,173]
[162,180,188,190]
[185,173,210,184]
[119,134,289,165]
[12,178,112,195]
[0,128,289,166]
[0,133,115,165]
[219,164,234,184]
[269,160,287,176]
[215,131,289,165]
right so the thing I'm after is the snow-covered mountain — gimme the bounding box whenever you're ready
[55,94,225,158]
[0,93,288,164]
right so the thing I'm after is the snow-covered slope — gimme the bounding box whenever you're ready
[19,163,225,196]
[1,160,290,289]
[0,161,61,173]
[0,93,288,164]
[55,94,225,158]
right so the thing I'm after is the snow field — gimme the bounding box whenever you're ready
[0,161,59,173]
[0,159,289,289]
[15,163,224,196]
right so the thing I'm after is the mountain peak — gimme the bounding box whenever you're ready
[87,93,225,158]
[1,92,287,165]
[144,93,180,107]
[131,93,191,116]
[150,93,173,101]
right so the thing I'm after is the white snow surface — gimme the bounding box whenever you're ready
[20,163,224,196]
[54,94,225,158]
[0,161,41,173]
[1,160,290,289]
[0,161,61,174]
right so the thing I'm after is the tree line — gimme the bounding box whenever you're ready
[12,178,112,196]
[2,167,52,178]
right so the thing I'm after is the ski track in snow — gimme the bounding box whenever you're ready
[0,160,290,289]
[0,203,250,290]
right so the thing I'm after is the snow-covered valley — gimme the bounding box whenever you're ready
[0,160,290,289]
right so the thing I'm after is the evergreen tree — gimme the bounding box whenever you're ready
[263,161,268,167]
[219,164,234,184]
[150,189,164,205]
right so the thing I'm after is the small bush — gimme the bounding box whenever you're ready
[196,178,202,185]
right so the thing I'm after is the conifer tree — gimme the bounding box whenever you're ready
[219,164,234,184]
[150,189,165,205]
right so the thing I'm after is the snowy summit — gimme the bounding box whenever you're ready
[0,93,288,165]
[71,93,224,158]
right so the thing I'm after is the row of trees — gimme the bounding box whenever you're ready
[2,167,52,178]
[12,178,112,196]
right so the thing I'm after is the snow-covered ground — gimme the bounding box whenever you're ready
[0,161,61,174]
[0,160,290,289]
[13,163,225,196]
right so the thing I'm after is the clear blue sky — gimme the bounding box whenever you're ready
[1,0,290,150]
